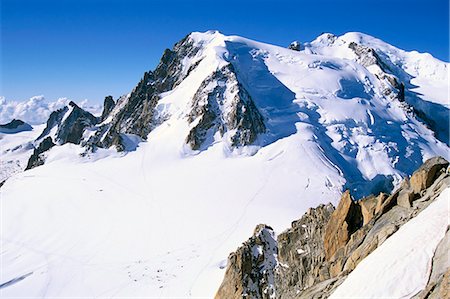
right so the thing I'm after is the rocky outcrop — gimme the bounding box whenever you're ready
[410,156,449,194]
[87,34,204,151]
[413,228,450,299]
[56,101,98,144]
[215,224,277,299]
[275,204,335,298]
[186,64,266,150]
[25,137,55,170]
[100,96,116,122]
[288,41,301,51]
[37,101,98,145]
[0,119,32,133]
[28,102,98,168]
[348,41,404,102]
[36,106,69,140]
[216,157,450,298]
[323,191,362,261]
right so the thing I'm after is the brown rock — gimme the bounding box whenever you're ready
[397,188,415,208]
[324,191,363,261]
[377,190,399,215]
[410,157,449,195]
[329,258,344,277]
[374,193,388,214]
[358,195,378,225]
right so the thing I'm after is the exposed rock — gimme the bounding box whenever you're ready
[288,41,301,51]
[410,156,449,195]
[294,276,345,299]
[323,191,362,261]
[36,102,98,146]
[348,42,385,69]
[186,64,266,150]
[348,41,404,103]
[216,157,450,299]
[87,34,204,151]
[215,224,277,299]
[36,106,69,140]
[100,96,116,122]
[25,137,55,170]
[275,204,335,298]
[397,187,415,208]
[412,226,449,299]
[0,119,32,133]
[373,192,388,214]
[56,101,98,144]
[357,194,378,225]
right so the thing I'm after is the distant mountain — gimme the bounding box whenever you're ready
[24,30,449,197]
[0,119,32,134]
[0,31,448,297]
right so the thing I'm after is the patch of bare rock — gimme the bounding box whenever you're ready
[215,156,450,298]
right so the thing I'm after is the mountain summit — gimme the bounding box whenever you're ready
[0,31,448,297]
[23,30,449,196]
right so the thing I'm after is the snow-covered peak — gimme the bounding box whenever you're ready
[1,30,449,298]
[189,30,224,43]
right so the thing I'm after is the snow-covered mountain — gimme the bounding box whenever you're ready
[0,31,448,297]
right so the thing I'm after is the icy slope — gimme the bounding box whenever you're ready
[307,32,449,144]
[330,187,450,298]
[0,31,449,297]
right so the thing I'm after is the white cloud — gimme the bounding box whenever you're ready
[0,96,102,125]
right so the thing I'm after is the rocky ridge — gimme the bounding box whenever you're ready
[216,224,278,299]
[18,30,448,193]
[186,64,265,149]
[25,101,98,169]
[83,34,206,151]
[215,157,450,298]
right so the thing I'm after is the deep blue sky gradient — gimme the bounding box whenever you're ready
[1,0,449,104]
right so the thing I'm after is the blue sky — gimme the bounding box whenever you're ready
[1,0,449,104]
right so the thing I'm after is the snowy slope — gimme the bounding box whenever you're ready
[307,32,450,144]
[0,31,449,297]
[309,32,448,107]
[0,124,45,183]
[330,187,450,298]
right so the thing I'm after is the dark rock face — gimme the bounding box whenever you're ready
[288,41,301,51]
[0,119,27,129]
[186,64,266,150]
[85,34,264,152]
[215,225,278,299]
[56,101,99,144]
[0,119,32,133]
[36,101,98,145]
[275,204,335,298]
[87,34,203,151]
[348,41,404,102]
[216,157,450,298]
[25,137,55,170]
[100,96,116,122]
[29,102,98,168]
[37,106,69,140]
